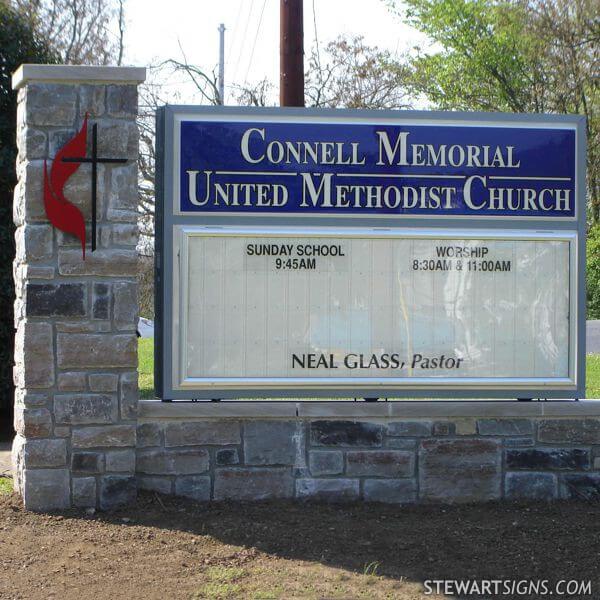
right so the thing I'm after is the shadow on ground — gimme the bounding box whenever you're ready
[95,493,600,593]
[3,491,600,599]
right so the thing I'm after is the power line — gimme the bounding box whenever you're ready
[233,0,256,85]
[312,0,321,72]
[245,0,268,83]
[227,0,244,67]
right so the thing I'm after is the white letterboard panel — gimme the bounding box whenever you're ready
[176,228,573,389]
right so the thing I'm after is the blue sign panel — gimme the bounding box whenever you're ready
[179,120,576,218]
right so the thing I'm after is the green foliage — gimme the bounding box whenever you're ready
[586,354,600,398]
[138,338,155,399]
[0,5,56,413]
[398,0,544,112]
[0,477,12,495]
[389,0,599,221]
[587,226,600,319]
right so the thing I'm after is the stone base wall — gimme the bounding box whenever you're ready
[136,404,600,503]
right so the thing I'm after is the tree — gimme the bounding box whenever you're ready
[306,35,412,109]
[12,0,124,65]
[0,3,57,417]
[387,0,599,220]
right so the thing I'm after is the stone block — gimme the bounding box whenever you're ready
[538,420,600,444]
[244,421,296,465]
[363,479,417,503]
[54,426,71,438]
[57,333,137,368]
[58,248,137,277]
[73,477,97,507]
[419,439,502,503]
[385,438,417,450]
[99,475,136,510]
[137,476,172,495]
[346,450,414,477]
[107,85,138,117]
[215,448,239,466]
[119,371,138,419]
[108,164,137,211]
[504,438,535,448]
[310,421,382,447]
[105,449,135,472]
[22,468,70,511]
[309,450,344,476]
[25,83,77,126]
[15,160,45,222]
[295,479,359,502]
[164,421,240,447]
[17,126,46,159]
[107,208,138,223]
[14,390,48,408]
[93,283,110,319]
[22,265,55,279]
[175,476,211,501]
[26,283,86,317]
[57,372,87,392]
[15,224,53,262]
[72,424,136,448]
[79,84,105,117]
[113,282,137,330]
[214,468,294,501]
[505,472,557,500]
[387,421,432,437]
[54,394,117,425]
[432,422,456,436]
[72,451,104,473]
[506,448,589,470]
[136,448,209,475]
[137,422,162,447]
[89,373,118,392]
[478,419,534,436]
[97,121,138,158]
[14,321,54,388]
[48,128,76,156]
[22,439,67,468]
[14,407,53,438]
[561,474,600,501]
[454,419,477,436]
[111,223,138,246]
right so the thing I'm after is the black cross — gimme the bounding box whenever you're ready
[62,123,127,252]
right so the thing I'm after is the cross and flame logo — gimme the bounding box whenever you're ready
[43,114,127,260]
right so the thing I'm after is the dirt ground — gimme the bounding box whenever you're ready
[1,488,600,600]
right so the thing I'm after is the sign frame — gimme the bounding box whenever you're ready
[155,105,587,400]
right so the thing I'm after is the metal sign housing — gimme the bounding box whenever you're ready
[155,106,586,400]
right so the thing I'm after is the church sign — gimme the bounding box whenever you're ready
[155,106,586,400]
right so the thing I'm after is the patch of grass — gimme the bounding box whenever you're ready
[138,338,154,399]
[0,477,12,495]
[586,354,600,398]
[194,581,241,600]
[194,567,247,599]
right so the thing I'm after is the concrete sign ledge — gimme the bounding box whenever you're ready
[12,64,147,90]
[139,399,600,419]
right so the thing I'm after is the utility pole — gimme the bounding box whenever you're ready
[280,0,304,107]
[218,23,226,105]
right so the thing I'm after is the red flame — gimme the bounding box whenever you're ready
[43,115,88,259]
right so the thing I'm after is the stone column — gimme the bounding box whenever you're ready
[11,65,146,511]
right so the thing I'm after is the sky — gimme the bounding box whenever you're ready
[122,0,427,104]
